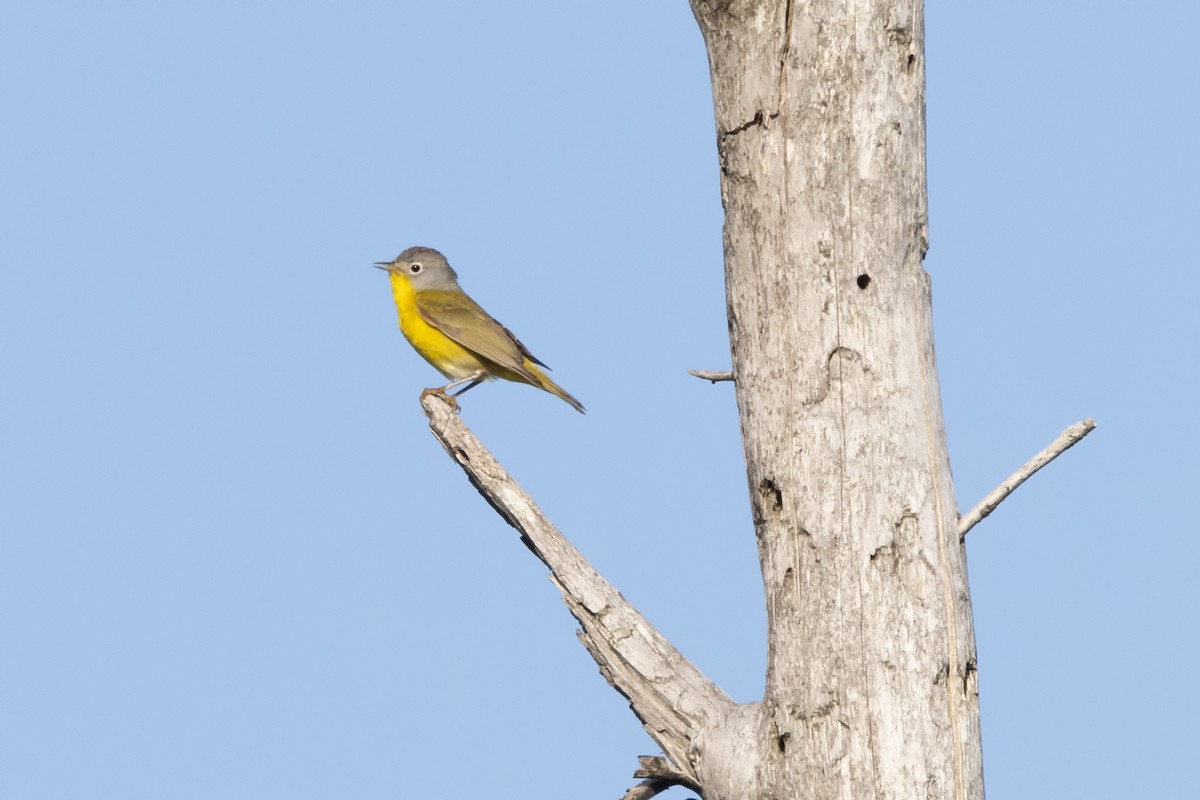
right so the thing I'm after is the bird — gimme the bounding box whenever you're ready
[376,246,585,414]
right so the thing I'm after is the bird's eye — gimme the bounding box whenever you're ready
[409,263,422,274]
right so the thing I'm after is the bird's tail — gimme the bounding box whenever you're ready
[525,361,586,414]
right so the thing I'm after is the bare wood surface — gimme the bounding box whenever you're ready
[690,0,984,797]
[688,369,735,383]
[421,394,735,784]
[620,756,704,800]
[619,780,674,800]
[959,418,1096,538]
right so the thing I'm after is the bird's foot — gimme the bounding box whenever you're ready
[421,387,460,412]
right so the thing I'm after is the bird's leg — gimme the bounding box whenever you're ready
[423,370,487,412]
[450,378,485,398]
[439,370,487,395]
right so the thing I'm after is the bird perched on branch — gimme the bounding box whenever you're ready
[376,246,585,414]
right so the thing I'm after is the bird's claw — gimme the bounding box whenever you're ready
[421,387,460,412]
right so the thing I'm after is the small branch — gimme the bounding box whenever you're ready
[620,780,675,800]
[621,756,703,800]
[688,369,734,383]
[421,394,735,787]
[959,418,1097,538]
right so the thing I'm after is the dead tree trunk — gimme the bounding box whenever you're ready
[689,0,984,798]
[409,1,1098,798]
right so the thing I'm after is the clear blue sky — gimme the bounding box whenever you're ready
[2,2,1196,798]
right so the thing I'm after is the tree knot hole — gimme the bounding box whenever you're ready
[781,566,796,595]
[777,732,790,754]
[723,110,765,138]
[856,273,871,289]
[963,657,979,694]
[758,477,783,516]
[886,24,913,46]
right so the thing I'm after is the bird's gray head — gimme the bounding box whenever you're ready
[374,246,461,290]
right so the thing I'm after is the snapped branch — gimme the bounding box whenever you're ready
[621,756,704,800]
[688,369,735,383]
[959,418,1097,538]
[421,394,735,784]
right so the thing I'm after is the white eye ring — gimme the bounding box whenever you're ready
[409,262,422,274]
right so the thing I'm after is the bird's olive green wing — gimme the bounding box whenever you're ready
[415,290,548,382]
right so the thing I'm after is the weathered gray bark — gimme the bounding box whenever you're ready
[413,1,1038,798]
[689,0,984,798]
[422,398,734,786]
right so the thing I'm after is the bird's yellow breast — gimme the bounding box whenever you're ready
[388,274,485,379]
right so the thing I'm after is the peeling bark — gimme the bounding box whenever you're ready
[689,0,985,797]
